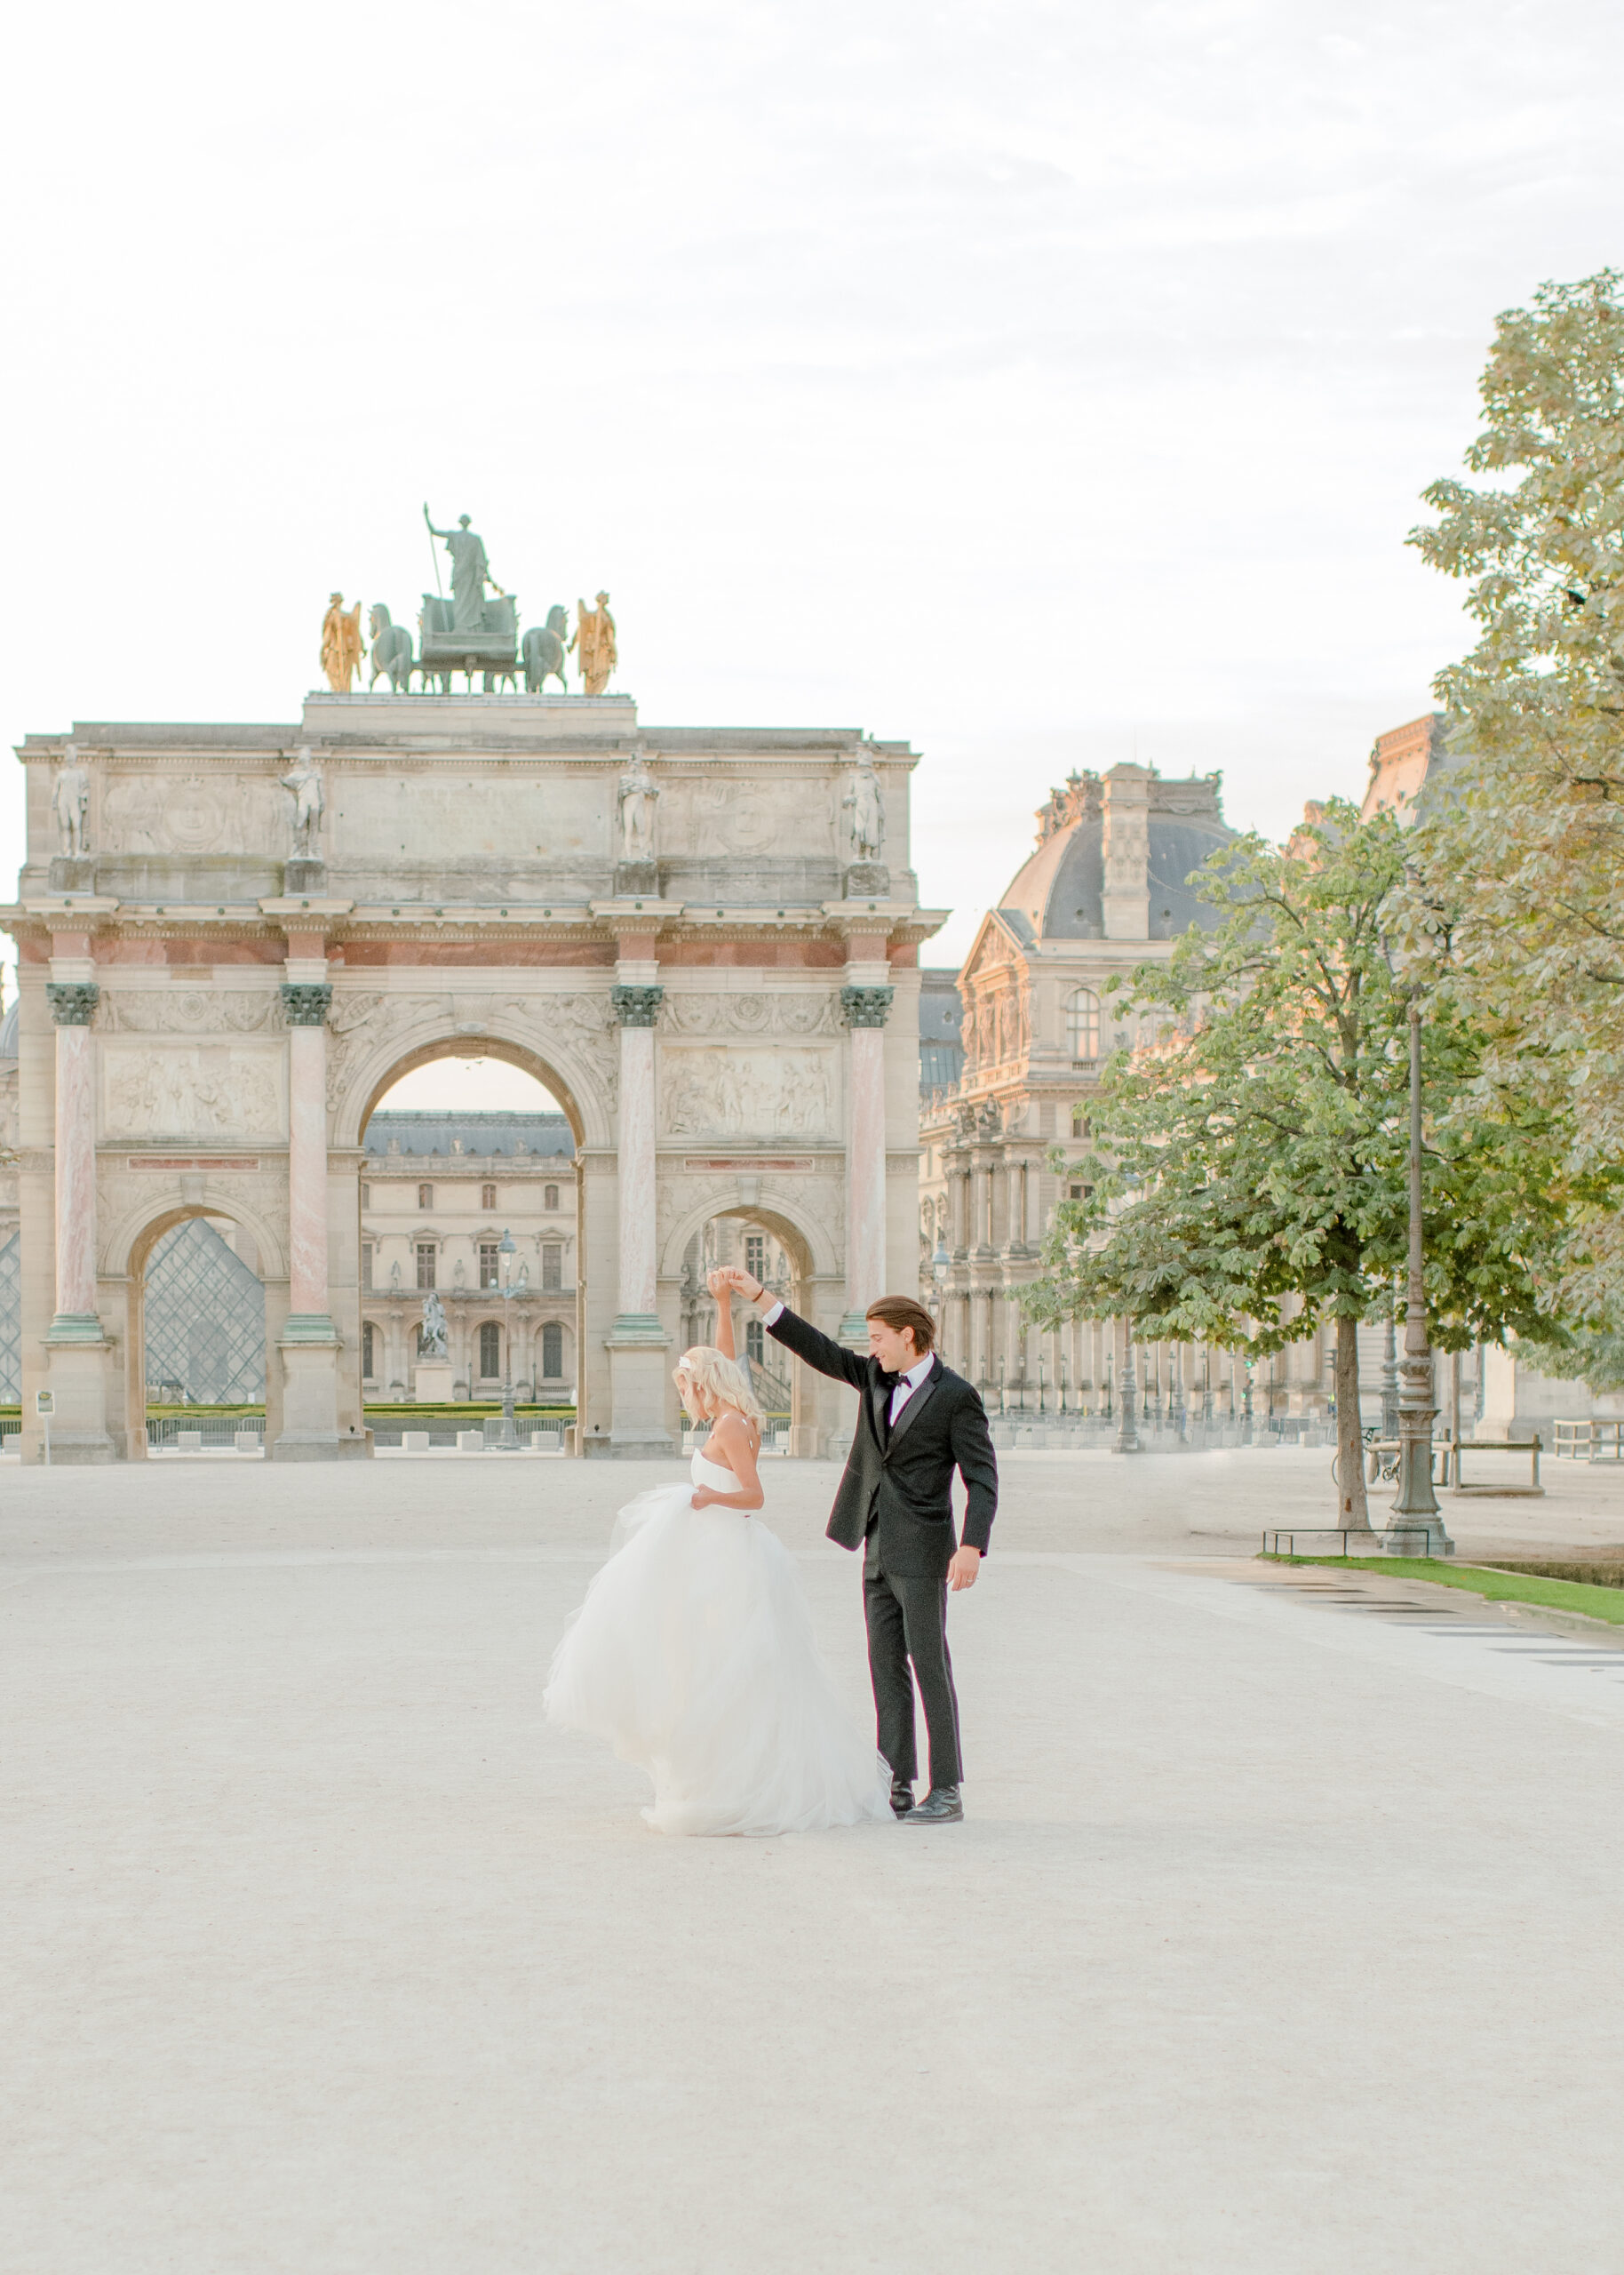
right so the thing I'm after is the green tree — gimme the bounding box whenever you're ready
[1023,802,1587,1525]
[1408,268,1624,1325]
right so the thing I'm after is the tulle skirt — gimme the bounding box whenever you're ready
[545,1483,891,1837]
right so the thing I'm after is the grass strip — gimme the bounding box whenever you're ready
[1257,1553,1624,1626]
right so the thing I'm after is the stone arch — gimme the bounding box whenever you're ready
[106,1189,290,1461]
[658,1185,839,1290]
[339,1017,600,1425]
[660,1186,840,1452]
[105,1187,289,1289]
[330,1007,611,1153]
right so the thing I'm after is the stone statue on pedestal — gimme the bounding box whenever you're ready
[618,754,659,865]
[840,754,889,897]
[420,1289,449,1357]
[842,755,886,860]
[280,748,325,858]
[52,745,91,858]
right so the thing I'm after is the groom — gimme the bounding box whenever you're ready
[719,1269,998,1824]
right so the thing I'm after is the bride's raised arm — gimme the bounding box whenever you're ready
[706,1269,737,1361]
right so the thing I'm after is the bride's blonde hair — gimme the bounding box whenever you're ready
[673,1345,765,1428]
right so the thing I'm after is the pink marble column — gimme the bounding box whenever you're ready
[280,977,333,1327]
[48,981,100,1329]
[841,982,892,1327]
[609,980,662,1329]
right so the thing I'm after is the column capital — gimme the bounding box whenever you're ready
[46,981,100,1026]
[280,982,333,1027]
[610,983,663,1027]
[840,984,893,1029]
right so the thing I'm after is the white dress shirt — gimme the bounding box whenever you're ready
[759,1299,931,1425]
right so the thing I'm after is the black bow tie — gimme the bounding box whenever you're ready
[876,1369,903,1391]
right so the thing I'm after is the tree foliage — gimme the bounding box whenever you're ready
[1023,802,1591,1377]
[1407,269,1624,1320]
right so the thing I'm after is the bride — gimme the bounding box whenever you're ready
[544,1273,890,1837]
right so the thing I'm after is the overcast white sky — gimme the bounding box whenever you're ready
[5,0,1621,1015]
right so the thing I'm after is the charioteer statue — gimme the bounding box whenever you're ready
[419,503,520,691]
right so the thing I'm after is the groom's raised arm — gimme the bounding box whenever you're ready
[762,1300,869,1391]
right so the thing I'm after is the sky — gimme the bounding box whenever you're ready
[5,0,1622,1054]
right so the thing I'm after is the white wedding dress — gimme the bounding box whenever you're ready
[545,1450,891,1836]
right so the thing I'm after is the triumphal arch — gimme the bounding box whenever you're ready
[4,690,940,1460]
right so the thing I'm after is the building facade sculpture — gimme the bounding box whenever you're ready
[279,748,325,858]
[52,746,90,858]
[2,688,938,1462]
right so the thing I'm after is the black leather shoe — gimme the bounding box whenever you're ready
[903,1785,963,1824]
[889,1777,916,1819]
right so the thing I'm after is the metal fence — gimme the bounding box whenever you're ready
[147,1417,266,1452]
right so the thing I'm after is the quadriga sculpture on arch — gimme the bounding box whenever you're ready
[522,606,570,694]
[368,605,414,693]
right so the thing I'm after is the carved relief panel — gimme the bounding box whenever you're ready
[661,1047,837,1139]
[662,992,840,1038]
[100,775,292,857]
[657,780,827,858]
[101,1044,287,1140]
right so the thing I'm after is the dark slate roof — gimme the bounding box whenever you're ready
[1000,789,1231,942]
[363,1110,575,1160]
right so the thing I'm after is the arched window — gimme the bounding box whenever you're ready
[418,1182,434,1209]
[479,1321,501,1377]
[541,1321,564,1378]
[481,1183,497,1209]
[362,1321,378,1379]
[544,1184,559,1211]
[1065,988,1101,1064]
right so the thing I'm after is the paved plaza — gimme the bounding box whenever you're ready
[4,1449,1623,2272]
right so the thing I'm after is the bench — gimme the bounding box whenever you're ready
[1554,1419,1624,1464]
[1452,1435,1542,1496]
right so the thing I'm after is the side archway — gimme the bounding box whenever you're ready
[106,1190,291,1461]
[660,1187,840,1454]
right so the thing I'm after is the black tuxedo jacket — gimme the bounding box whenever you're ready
[767,1305,999,1579]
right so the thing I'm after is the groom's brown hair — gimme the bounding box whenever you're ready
[865,1296,936,1355]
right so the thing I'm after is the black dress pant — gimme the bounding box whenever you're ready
[863,1537,963,1789]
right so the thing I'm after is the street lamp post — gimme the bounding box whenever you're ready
[1113,1320,1140,1454]
[494,1228,528,1451]
[1386,1000,1453,1554]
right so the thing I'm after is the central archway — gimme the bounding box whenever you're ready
[352,1034,588,1438]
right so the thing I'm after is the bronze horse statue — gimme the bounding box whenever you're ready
[522,604,570,693]
[368,603,415,693]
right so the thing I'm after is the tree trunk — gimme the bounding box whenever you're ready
[1335,1313,1371,1530]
